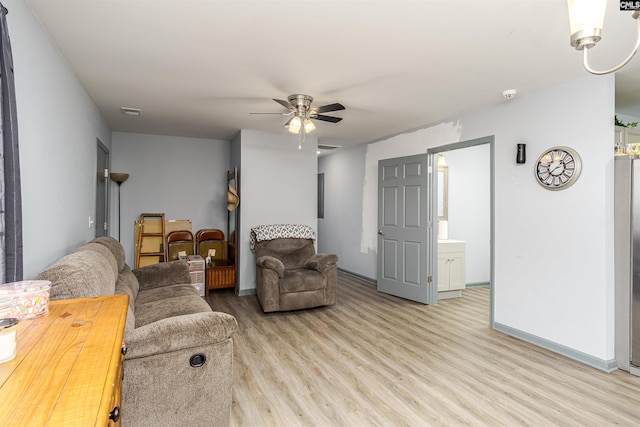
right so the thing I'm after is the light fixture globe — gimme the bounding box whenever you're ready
[288,116,302,134]
[567,0,605,49]
[567,0,640,74]
[303,119,316,133]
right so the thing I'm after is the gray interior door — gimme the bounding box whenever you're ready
[95,140,109,237]
[377,154,431,303]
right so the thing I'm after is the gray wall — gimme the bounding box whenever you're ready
[236,129,318,294]
[319,75,616,365]
[11,0,112,278]
[317,140,491,285]
[111,132,230,266]
[318,143,376,279]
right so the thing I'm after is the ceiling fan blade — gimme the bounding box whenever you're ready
[314,103,345,114]
[250,112,292,115]
[283,117,293,127]
[313,114,343,123]
[273,98,294,110]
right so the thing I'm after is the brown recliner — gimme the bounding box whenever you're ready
[254,238,338,312]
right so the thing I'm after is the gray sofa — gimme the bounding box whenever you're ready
[36,236,237,427]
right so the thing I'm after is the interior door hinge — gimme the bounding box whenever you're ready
[104,168,109,178]
[427,275,432,283]
[103,222,108,231]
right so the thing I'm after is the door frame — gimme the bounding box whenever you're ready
[427,135,495,327]
[96,139,110,238]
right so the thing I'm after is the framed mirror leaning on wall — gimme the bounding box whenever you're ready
[437,153,448,221]
[227,167,238,264]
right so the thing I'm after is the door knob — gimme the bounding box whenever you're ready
[378,230,384,235]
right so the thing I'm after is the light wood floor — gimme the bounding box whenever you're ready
[207,273,640,426]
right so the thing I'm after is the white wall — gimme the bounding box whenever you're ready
[11,0,112,278]
[444,144,491,285]
[236,129,317,294]
[462,76,615,363]
[319,75,615,365]
[111,132,229,266]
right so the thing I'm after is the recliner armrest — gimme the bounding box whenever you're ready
[304,253,338,273]
[124,311,238,360]
[256,255,285,278]
[133,260,191,291]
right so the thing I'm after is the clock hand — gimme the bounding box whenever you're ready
[549,163,563,175]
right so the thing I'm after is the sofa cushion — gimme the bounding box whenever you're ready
[135,294,212,328]
[115,269,140,337]
[37,242,117,300]
[136,283,201,306]
[119,265,140,297]
[91,236,127,273]
[280,269,324,293]
[133,260,191,291]
[254,238,316,270]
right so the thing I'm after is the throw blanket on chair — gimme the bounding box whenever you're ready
[250,224,316,250]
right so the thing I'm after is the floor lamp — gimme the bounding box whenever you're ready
[110,172,129,241]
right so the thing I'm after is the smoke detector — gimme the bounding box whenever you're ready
[502,89,517,100]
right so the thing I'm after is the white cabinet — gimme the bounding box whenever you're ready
[437,239,466,298]
[628,128,640,145]
[615,125,640,151]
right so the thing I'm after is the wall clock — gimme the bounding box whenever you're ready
[534,146,582,190]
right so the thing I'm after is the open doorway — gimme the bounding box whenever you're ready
[428,136,494,325]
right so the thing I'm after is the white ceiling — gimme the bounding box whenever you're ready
[24,0,640,149]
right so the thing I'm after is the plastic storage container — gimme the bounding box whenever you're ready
[179,255,205,296]
[0,295,17,319]
[0,280,51,320]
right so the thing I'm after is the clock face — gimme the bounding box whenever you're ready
[535,146,582,190]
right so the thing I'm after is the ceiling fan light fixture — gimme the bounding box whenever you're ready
[288,116,302,134]
[252,94,345,134]
[303,118,316,133]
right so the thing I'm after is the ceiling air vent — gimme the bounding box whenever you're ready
[317,144,342,151]
[120,107,142,117]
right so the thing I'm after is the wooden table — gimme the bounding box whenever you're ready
[206,260,236,295]
[0,294,128,426]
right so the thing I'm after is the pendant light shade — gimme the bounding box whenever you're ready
[303,119,316,133]
[567,0,606,49]
[288,116,302,134]
[567,0,640,75]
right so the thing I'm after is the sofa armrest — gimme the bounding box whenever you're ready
[256,255,285,278]
[304,253,338,273]
[133,260,191,291]
[124,311,238,360]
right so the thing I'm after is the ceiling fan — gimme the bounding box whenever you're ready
[251,94,345,135]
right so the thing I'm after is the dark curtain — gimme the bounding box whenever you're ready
[0,3,22,283]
